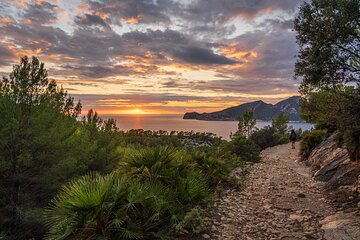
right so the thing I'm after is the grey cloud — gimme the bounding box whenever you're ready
[199,79,299,95]
[0,23,69,53]
[75,14,111,28]
[88,0,174,25]
[59,64,160,78]
[0,44,15,67]
[260,18,295,31]
[172,46,239,65]
[161,77,299,95]
[180,0,301,23]
[23,1,58,24]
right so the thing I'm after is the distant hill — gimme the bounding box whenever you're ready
[183,96,302,121]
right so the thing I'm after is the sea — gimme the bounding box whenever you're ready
[101,114,314,141]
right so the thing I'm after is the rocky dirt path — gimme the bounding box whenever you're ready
[203,142,360,240]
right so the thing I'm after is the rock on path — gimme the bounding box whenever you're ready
[204,143,360,240]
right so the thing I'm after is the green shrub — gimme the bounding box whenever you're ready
[300,129,327,160]
[175,207,206,234]
[121,146,211,206]
[249,126,281,150]
[228,133,260,162]
[272,113,290,143]
[188,148,242,189]
[44,144,246,239]
[44,173,177,240]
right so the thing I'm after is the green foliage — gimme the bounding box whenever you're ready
[44,144,246,239]
[188,147,242,189]
[237,110,256,138]
[121,147,210,205]
[0,57,121,239]
[300,86,360,160]
[295,0,360,91]
[272,113,290,143]
[175,207,206,234]
[295,0,360,160]
[228,133,261,162]
[300,129,327,160]
[249,126,281,150]
[45,145,243,239]
[249,113,293,150]
[119,129,223,148]
[44,173,176,240]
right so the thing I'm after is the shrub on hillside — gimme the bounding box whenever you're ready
[249,126,281,150]
[227,133,261,162]
[188,147,242,189]
[45,146,242,239]
[121,146,210,205]
[44,173,178,239]
[300,129,327,160]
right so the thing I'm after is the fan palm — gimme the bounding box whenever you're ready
[44,173,174,240]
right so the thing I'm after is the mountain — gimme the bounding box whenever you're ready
[183,96,302,121]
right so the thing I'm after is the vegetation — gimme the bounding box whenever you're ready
[295,0,360,160]
[237,110,256,138]
[0,57,121,239]
[228,133,261,162]
[272,113,290,143]
[249,126,281,150]
[300,129,328,160]
[249,113,294,150]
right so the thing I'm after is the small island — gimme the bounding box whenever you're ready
[184,96,302,121]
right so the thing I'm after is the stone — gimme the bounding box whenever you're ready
[289,214,304,222]
[202,233,210,239]
[297,193,306,198]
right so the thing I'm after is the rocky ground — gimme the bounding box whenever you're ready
[202,143,360,240]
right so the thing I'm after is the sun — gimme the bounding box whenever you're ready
[135,108,142,113]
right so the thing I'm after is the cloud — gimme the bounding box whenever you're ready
[180,0,301,23]
[172,46,239,65]
[0,44,16,67]
[74,13,110,29]
[87,0,174,25]
[22,1,58,25]
[0,0,303,113]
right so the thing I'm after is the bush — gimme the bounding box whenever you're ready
[121,146,210,205]
[44,145,246,239]
[44,173,178,240]
[228,133,261,162]
[272,113,290,143]
[249,126,281,150]
[188,147,242,189]
[175,207,206,234]
[300,129,327,160]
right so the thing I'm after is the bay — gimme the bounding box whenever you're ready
[101,114,314,140]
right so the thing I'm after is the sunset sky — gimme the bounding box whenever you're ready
[0,0,302,114]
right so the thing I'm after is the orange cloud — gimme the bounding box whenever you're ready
[16,0,28,7]
[94,11,110,21]
[125,17,139,24]
[0,17,14,26]
[220,45,257,63]
[23,19,33,25]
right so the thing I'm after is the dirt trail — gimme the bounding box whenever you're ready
[203,142,359,240]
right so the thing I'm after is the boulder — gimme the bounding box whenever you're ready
[320,211,360,240]
[307,134,360,193]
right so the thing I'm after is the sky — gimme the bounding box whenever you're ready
[0,0,303,114]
